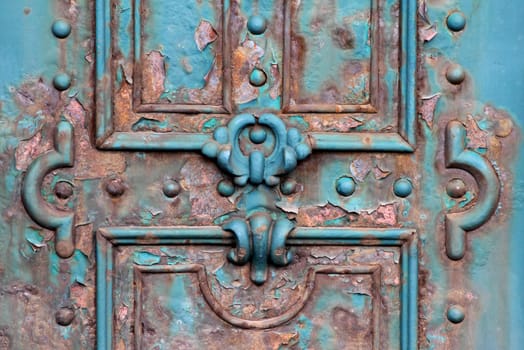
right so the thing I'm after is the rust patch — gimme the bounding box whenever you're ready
[350,157,373,182]
[465,115,488,149]
[232,39,264,104]
[15,131,53,171]
[420,93,441,128]
[360,203,398,226]
[309,115,363,132]
[269,64,282,100]
[194,20,218,51]
[141,51,166,103]
[296,203,356,227]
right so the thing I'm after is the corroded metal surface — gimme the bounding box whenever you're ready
[0,0,523,349]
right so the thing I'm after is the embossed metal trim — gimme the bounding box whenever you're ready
[94,0,230,149]
[96,226,418,350]
[444,120,501,260]
[134,264,381,332]
[22,119,75,258]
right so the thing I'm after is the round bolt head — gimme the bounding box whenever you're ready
[217,179,235,197]
[55,307,75,326]
[446,178,467,198]
[53,73,72,91]
[336,176,356,196]
[447,11,466,32]
[446,64,466,85]
[55,181,74,199]
[280,179,298,195]
[249,68,267,87]
[247,15,267,35]
[52,19,72,38]
[106,178,126,197]
[394,178,413,198]
[249,125,268,144]
[447,305,466,324]
[163,179,181,198]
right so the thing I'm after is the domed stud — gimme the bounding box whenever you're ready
[336,176,356,196]
[393,178,413,198]
[446,64,466,85]
[54,181,74,199]
[249,68,267,87]
[447,11,466,32]
[280,179,298,195]
[52,19,72,38]
[247,15,267,35]
[217,179,235,197]
[55,307,75,326]
[446,178,467,198]
[249,125,267,144]
[447,305,466,324]
[163,179,181,198]
[53,73,72,91]
[105,178,126,198]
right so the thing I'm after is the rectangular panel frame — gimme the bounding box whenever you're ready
[96,226,418,350]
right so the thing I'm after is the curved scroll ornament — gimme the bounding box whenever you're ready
[445,120,501,260]
[202,114,311,284]
[22,119,76,258]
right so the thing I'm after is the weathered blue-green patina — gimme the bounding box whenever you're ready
[0,0,523,349]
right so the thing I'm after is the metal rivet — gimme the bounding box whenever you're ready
[336,176,356,196]
[249,125,267,144]
[280,179,298,195]
[249,68,267,87]
[55,181,73,199]
[446,178,467,198]
[247,15,267,35]
[446,64,466,85]
[447,12,466,32]
[217,179,235,197]
[53,73,71,91]
[106,178,125,197]
[447,305,465,324]
[163,180,181,198]
[55,307,75,326]
[393,178,413,198]
[52,19,72,38]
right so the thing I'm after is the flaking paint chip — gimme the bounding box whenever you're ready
[195,20,218,51]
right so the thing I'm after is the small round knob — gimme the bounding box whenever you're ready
[249,68,267,87]
[53,73,72,91]
[247,15,267,35]
[280,179,298,195]
[393,178,413,198]
[163,180,181,198]
[446,64,466,85]
[52,19,72,38]
[447,305,465,324]
[106,178,126,197]
[55,307,75,326]
[447,12,466,32]
[446,178,467,198]
[249,126,267,144]
[55,181,74,199]
[336,176,356,196]
[217,179,235,197]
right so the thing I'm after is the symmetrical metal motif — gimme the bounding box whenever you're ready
[444,120,501,260]
[22,119,75,258]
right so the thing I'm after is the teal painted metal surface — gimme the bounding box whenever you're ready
[0,0,523,349]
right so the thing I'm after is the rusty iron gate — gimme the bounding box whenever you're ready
[0,0,523,349]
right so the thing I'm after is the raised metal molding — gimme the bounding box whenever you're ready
[445,120,501,260]
[96,226,418,350]
[22,119,75,258]
[95,0,417,152]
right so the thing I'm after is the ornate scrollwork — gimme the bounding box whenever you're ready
[202,114,312,284]
[444,120,501,260]
[22,119,76,258]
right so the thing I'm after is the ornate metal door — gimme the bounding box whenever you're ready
[1,0,523,349]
